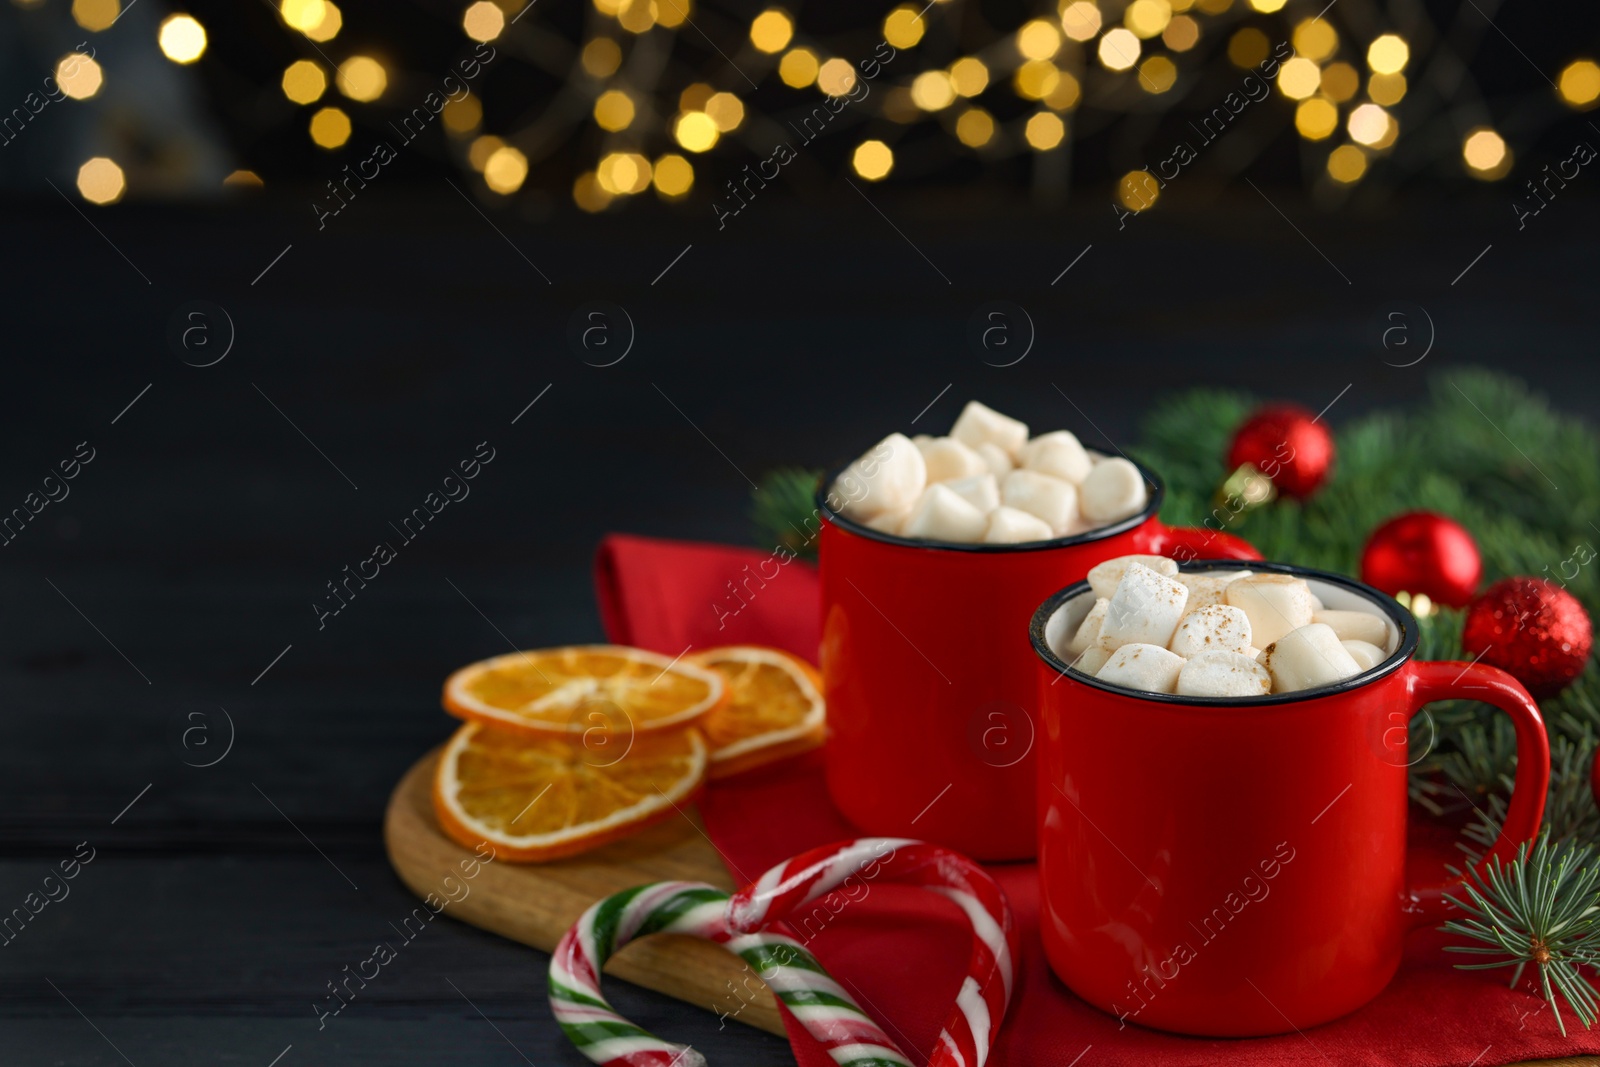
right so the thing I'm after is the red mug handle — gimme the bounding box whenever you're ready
[1138,519,1262,563]
[1401,660,1550,927]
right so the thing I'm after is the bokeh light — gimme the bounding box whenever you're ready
[468,135,503,171]
[158,15,207,63]
[1294,97,1337,140]
[817,58,857,97]
[1139,56,1177,93]
[1277,57,1319,100]
[1162,16,1198,51]
[76,157,124,204]
[573,171,612,212]
[1025,111,1065,149]
[282,60,327,104]
[1368,73,1406,106]
[1124,0,1171,40]
[1558,60,1600,109]
[304,1,340,40]
[912,70,955,110]
[280,0,324,32]
[1346,103,1390,146]
[1014,60,1060,101]
[750,9,793,53]
[593,90,635,131]
[1227,27,1267,68]
[309,106,351,148]
[484,145,528,193]
[1462,127,1510,178]
[1117,170,1158,210]
[442,93,481,134]
[655,0,688,30]
[582,38,622,77]
[950,57,989,96]
[1367,34,1409,75]
[1327,144,1366,183]
[852,140,893,179]
[705,92,744,132]
[598,151,651,194]
[1321,62,1358,102]
[1017,18,1061,59]
[72,0,118,30]
[955,107,994,147]
[1059,1,1101,42]
[674,110,719,151]
[55,53,103,100]
[337,56,386,102]
[1292,18,1337,61]
[653,153,693,197]
[1099,28,1140,71]
[462,1,504,42]
[1247,0,1285,11]
[779,48,818,88]
[883,6,925,48]
[1045,70,1082,110]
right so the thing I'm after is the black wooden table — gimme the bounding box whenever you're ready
[5,187,1594,1065]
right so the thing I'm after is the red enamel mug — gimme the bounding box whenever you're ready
[1030,561,1551,1035]
[817,458,1259,861]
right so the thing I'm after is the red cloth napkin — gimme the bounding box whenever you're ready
[594,534,1599,1067]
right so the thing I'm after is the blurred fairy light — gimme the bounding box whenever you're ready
[749,9,793,53]
[76,157,124,203]
[337,56,386,102]
[653,153,693,197]
[1162,16,1198,51]
[1368,73,1406,106]
[1559,60,1600,108]
[593,90,635,131]
[852,140,893,179]
[282,60,326,103]
[949,57,989,96]
[705,92,744,132]
[1277,57,1319,100]
[468,135,503,170]
[1366,34,1408,75]
[56,53,103,100]
[1294,98,1337,140]
[303,1,340,41]
[223,169,264,186]
[778,48,818,88]
[1227,27,1267,68]
[1123,0,1170,40]
[158,15,207,64]
[1097,28,1139,71]
[1025,111,1065,149]
[280,0,325,32]
[583,39,622,77]
[912,70,955,110]
[1139,56,1176,93]
[1116,169,1157,209]
[673,111,719,151]
[1462,127,1510,178]
[309,106,351,148]
[1321,62,1358,102]
[956,107,994,147]
[1247,0,1286,12]
[884,6,925,49]
[573,171,611,211]
[1327,144,1366,183]
[71,0,118,31]
[1059,1,1101,42]
[1017,19,1061,60]
[817,58,858,97]
[1292,18,1337,61]
[484,145,529,193]
[1346,103,1391,147]
[463,1,504,42]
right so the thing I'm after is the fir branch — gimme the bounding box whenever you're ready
[749,467,825,562]
[1443,837,1600,1036]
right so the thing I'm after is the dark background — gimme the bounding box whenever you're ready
[4,0,1600,1062]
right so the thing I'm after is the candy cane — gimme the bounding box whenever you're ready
[548,880,910,1067]
[728,838,1018,1067]
[549,838,1016,1067]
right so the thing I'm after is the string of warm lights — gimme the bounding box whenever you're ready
[32,0,1600,209]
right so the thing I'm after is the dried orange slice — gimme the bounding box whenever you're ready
[442,645,724,736]
[432,721,707,862]
[689,646,826,779]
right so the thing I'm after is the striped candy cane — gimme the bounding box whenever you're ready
[548,838,1016,1067]
[728,838,1018,1067]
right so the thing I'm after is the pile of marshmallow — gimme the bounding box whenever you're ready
[1054,556,1395,698]
[831,401,1151,544]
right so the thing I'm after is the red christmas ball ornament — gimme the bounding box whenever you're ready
[1226,404,1335,499]
[1360,511,1482,608]
[1463,577,1592,698]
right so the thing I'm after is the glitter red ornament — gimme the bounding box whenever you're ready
[1462,577,1592,698]
[1360,511,1483,608]
[1225,404,1335,499]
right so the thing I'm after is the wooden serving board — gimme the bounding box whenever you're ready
[383,748,784,1035]
[386,749,1596,1067]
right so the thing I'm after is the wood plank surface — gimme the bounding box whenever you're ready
[383,747,785,1036]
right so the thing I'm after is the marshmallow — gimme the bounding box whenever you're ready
[1098,563,1190,652]
[1176,650,1272,698]
[1097,643,1186,694]
[1341,639,1387,671]
[983,505,1055,544]
[1312,609,1390,649]
[863,508,907,535]
[919,437,989,483]
[900,483,987,543]
[1065,598,1110,657]
[1259,623,1363,693]
[1226,574,1315,648]
[1177,570,1252,610]
[1088,555,1180,600]
[951,401,1029,459]
[834,433,926,521]
[1079,458,1149,523]
[1001,470,1078,534]
[944,473,1000,513]
[1023,431,1092,485]
[974,442,1014,478]
[1070,645,1111,675]
[1168,604,1253,658]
